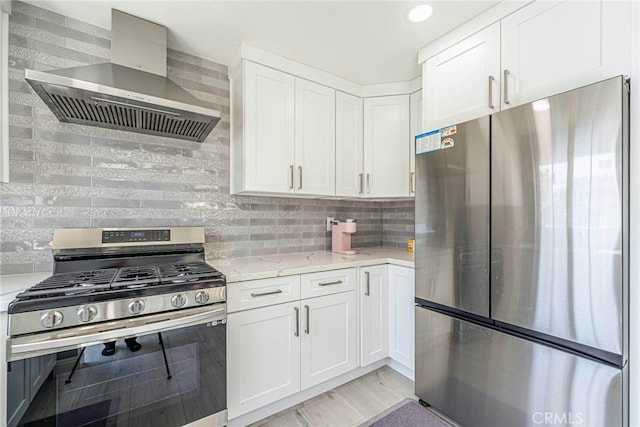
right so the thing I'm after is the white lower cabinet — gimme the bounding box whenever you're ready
[227,301,301,417]
[227,270,357,419]
[388,265,415,374]
[300,291,357,389]
[360,265,389,366]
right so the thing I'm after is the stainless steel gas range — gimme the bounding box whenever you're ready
[5,227,227,427]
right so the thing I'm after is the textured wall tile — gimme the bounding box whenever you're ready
[35,174,91,186]
[8,11,35,27]
[65,16,110,38]
[35,18,92,43]
[10,21,65,47]
[12,1,65,25]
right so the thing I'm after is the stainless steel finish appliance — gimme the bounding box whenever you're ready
[415,77,628,427]
[6,227,227,427]
[24,10,221,142]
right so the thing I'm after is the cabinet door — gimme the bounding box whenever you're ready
[409,90,422,196]
[300,291,357,390]
[295,78,336,196]
[335,91,364,197]
[501,0,630,110]
[360,265,389,366]
[363,95,410,197]
[227,301,301,418]
[243,61,295,193]
[423,22,500,130]
[7,359,29,427]
[388,265,415,373]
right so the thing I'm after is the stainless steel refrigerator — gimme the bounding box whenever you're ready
[415,76,628,427]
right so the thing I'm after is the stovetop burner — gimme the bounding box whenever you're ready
[10,261,225,314]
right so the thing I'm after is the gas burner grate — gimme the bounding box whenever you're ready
[112,266,160,289]
[158,262,224,284]
[16,269,117,299]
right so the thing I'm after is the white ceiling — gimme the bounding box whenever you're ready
[23,0,499,85]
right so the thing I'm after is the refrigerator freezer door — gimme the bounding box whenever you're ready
[491,77,625,356]
[415,117,490,317]
[415,307,623,427]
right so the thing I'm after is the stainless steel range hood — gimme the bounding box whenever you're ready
[25,10,221,142]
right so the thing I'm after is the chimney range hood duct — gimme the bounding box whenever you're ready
[25,10,221,143]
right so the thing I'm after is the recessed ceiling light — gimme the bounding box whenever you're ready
[407,4,433,23]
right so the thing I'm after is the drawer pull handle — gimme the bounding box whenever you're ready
[305,304,310,334]
[318,280,343,287]
[298,166,303,190]
[294,307,300,337]
[251,289,283,297]
[359,173,364,194]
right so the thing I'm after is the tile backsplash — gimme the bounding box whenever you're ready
[0,1,414,275]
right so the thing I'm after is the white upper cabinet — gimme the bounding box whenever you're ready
[294,78,336,195]
[421,0,630,130]
[335,92,364,198]
[500,0,630,109]
[424,23,500,131]
[231,61,335,197]
[232,61,295,194]
[363,96,410,198]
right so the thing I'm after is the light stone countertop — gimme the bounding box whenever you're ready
[209,247,414,283]
[0,248,414,311]
[0,273,52,312]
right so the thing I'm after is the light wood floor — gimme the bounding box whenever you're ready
[249,366,449,427]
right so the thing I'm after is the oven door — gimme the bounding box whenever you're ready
[6,305,227,427]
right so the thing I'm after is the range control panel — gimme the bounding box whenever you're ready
[102,229,171,243]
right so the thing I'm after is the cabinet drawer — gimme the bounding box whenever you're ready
[227,275,301,312]
[300,268,356,299]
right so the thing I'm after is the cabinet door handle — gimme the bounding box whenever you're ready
[250,289,282,297]
[304,304,310,334]
[366,174,371,194]
[294,306,299,337]
[289,165,294,189]
[318,280,343,287]
[365,271,370,296]
[298,166,303,190]
[488,75,495,109]
[503,69,510,105]
[358,173,364,194]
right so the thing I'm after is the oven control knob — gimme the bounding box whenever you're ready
[41,311,63,328]
[77,305,97,323]
[128,299,145,315]
[171,294,187,308]
[195,291,209,305]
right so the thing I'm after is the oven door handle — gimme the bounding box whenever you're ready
[7,306,226,362]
